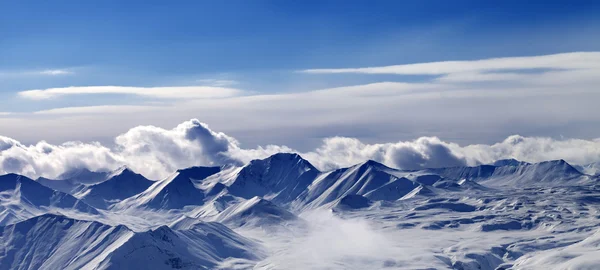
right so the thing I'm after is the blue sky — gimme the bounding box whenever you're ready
[0,0,599,149]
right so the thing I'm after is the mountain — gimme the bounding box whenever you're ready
[114,166,220,210]
[227,153,320,204]
[3,153,600,269]
[35,166,140,196]
[216,156,472,210]
[491,159,530,167]
[427,159,587,186]
[56,167,111,185]
[0,174,98,225]
[296,160,420,208]
[76,167,154,209]
[0,214,262,270]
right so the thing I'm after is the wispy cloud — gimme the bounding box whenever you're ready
[300,52,600,83]
[196,79,239,87]
[300,52,600,75]
[18,85,244,100]
[38,69,74,76]
[0,69,74,77]
[33,105,163,115]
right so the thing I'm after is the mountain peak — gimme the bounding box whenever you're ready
[492,158,529,167]
[256,152,317,171]
[358,160,390,169]
[114,169,214,210]
[107,165,136,179]
[239,152,319,182]
[0,173,32,190]
[0,173,25,180]
[57,167,109,185]
[228,153,320,203]
[80,167,154,209]
[176,166,221,180]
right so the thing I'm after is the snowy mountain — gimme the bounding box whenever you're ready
[490,158,530,167]
[0,174,98,226]
[2,153,600,269]
[296,160,418,208]
[0,214,262,270]
[76,167,154,209]
[428,159,588,186]
[51,167,111,185]
[114,166,220,210]
[227,153,320,204]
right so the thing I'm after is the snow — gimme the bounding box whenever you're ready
[76,167,154,209]
[0,214,262,270]
[2,153,600,269]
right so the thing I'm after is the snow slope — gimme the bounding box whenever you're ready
[0,174,98,226]
[0,214,263,270]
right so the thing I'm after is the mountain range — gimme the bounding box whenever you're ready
[1,153,599,269]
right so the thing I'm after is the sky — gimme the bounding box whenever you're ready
[1,1,600,178]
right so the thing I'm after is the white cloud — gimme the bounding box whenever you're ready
[196,79,238,87]
[1,119,600,180]
[0,120,284,179]
[38,69,74,76]
[34,105,163,115]
[18,85,244,100]
[301,52,600,75]
[2,52,600,150]
[304,135,600,172]
[0,69,74,77]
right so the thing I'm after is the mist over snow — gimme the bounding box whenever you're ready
[248,210,406,269]
[1,119,600,180]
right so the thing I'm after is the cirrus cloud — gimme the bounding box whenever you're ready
[301,52,600,75]
[18,85,244,100]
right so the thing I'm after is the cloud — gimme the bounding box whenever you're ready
[1,119,600,180]
[301,52,600,75]
[255,210,405,269]
[0,136,121,179]
[304,135,600,172]
[302,51,600,89]
[0,120,283,179]
[196,79,238,87]
[3,52,600,153]
[0,69,74,78]
[18,85,244,100]
[38,69,74,76]
[33,105,163,115]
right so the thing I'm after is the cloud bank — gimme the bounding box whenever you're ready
[1,119,599,180]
